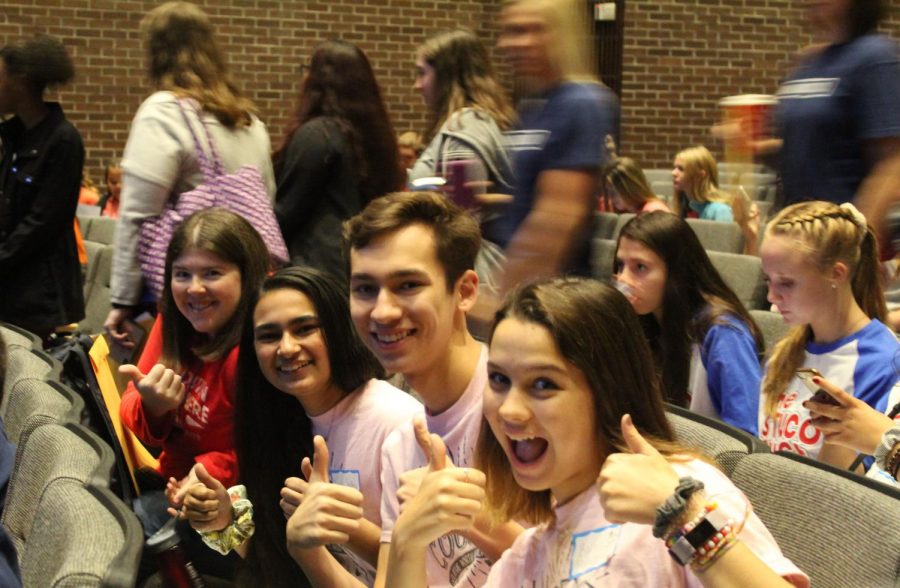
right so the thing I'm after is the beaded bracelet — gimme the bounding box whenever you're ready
[666,500,736,568]
[198,484,256,555]
[690,522,737,571]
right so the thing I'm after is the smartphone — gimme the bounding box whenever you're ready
[797,367,840,406]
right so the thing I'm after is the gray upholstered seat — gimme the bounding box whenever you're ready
[0,324,41,351]
[594,212,619,241]
[591,238,618,284]
[665,403,766,476]
[643,169,672,184]
[749,309,790,354]
[731,451,900,588]
[79,244,114,335]
[0,377,83,447]
[2,422,114,558]
[685,218,745,253]
[0,349,62,418]
[84,216,116,245]
[19,480,142,587]
[707,250,768,310]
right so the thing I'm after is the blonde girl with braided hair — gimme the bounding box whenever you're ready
[759,201,898,468]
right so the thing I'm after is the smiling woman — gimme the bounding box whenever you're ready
[174,266,422,587]
[118,208,270,580]
[475,277,808,588]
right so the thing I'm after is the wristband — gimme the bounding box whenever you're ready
[198,485,255,555]
[652,477,704,539]
[666,501,733,567]
[874,425,900,472]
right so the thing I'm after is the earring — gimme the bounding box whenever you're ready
[831,282,837,289]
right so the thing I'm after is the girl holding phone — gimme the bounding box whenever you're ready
[614,212,763,434]
[759,200,898,467]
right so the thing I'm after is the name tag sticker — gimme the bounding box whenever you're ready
[569,524,620,580]
[330,469,361,490]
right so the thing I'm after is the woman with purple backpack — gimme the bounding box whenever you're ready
[105,1,277,347]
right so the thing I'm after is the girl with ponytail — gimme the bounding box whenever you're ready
[759,201,898,468]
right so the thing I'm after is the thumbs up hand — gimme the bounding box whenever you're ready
[176,463,234,532]
[597,414,679,525]
[120,363,185,418]
[396,417,433,513]
[285,436,365,551]
[391,423,486,550]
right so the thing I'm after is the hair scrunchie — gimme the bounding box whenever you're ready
[839,202,867,230]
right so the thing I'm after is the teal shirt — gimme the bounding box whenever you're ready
[689,200,733,222]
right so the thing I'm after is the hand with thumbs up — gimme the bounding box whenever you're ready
[177,463,234,532]
[285,435,365,552]
[597,414,680,526]
[119,362,186,418]
[391,427,486,550]
[396,417,431,514]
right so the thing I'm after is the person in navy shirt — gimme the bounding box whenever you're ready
[493,0,619,294]
[767,0,900,222]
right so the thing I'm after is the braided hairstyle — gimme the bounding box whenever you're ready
[761,201,885,417]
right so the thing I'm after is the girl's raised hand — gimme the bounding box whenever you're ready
[391,425,485,550]
[597,414,679,525]
[177,463,233,532]
[804,375,894,455]
[285,435,364,551]
[120,363,185,418]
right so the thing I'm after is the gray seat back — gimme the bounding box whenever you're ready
[707,250,768,310]
[731,451,900,588]
[685,218,745,253]
[665,404,765,476]
[749,310,791,355]
[19,480,142,588]
[2,422,114,556]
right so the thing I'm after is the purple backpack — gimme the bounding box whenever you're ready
[137,99,288,298]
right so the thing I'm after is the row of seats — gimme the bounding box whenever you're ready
[0,323,141,587]
[666,405,900,588]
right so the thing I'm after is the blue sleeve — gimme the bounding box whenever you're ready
[852,326,899,412]
[708,202,734,222]
[542,85,618,171]
[855,38,900,140]
[700,318,762,435]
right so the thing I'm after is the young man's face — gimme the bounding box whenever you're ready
[349,223,471,379]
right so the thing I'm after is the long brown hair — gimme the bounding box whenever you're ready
[761,201,885,417]
[142,1,255,127]
[477,278,680,525]
[417,28,515,138]
[617,212,764,406]
[159,208,271,368]
[273,40,402,204]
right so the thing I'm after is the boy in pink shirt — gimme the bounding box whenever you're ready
[345,192,522,587]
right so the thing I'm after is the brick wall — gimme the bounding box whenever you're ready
[0,0,506,183]
[1,0,898,181]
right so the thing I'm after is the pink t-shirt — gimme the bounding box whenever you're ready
[485,459,809,587]
[380,346,492,587]
[310,378,423,584]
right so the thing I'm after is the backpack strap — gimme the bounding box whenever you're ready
[176,97,225,179]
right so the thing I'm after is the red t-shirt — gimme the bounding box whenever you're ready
[120,316,239,486]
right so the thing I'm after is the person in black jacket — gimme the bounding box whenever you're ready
[0,35,84,340]
[272,40,402,282]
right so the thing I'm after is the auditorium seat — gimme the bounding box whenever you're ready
[707,251,768,310]
[731,451,900,588]
[666,403,766,476]
[685,218,745,253]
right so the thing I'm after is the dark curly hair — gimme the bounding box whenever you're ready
[0,35,74,94]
